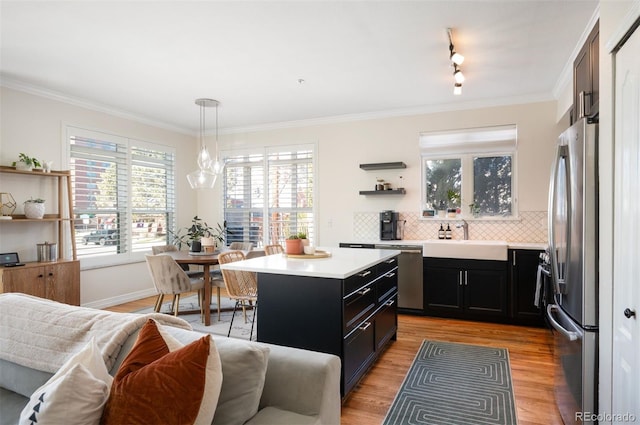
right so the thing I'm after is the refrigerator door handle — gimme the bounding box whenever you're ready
[548,144,570,295]
[546,304,582,341]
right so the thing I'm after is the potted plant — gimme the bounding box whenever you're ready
[298,228,309,247]
[12,153,42,172]
[24,198,45,219]
[447,189,461,217]
[285,235,303,255]
[168,216,223,252]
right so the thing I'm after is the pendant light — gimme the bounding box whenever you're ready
[187,98,223,189]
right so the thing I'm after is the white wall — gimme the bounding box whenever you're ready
[219,100,564,247]
[0,87,199,307]
[1,87,563,307]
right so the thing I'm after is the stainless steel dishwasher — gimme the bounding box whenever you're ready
[374,244,423,313]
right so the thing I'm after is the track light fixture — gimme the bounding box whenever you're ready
[447,28,465,95]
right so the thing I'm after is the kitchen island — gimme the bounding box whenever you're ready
[221,247,399,398]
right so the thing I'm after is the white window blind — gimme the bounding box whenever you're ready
[222,144,315,247]
[420,125,517,155]
[68,126,175,265]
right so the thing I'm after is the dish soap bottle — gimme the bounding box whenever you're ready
[438,224,445,240]
[445,224,452,239]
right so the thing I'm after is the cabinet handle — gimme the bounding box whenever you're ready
[38,274,44,278]
[357,287,372,296]
[385,272,396,278]
[358,270,372,278]
[465,271,468,286]
[385,258,396,264]
[458,271,463,286]
[512,251,517,266]
[358,322,372,331]
[385,299,395,307]
[48,272,54,277]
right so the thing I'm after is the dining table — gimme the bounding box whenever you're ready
[163,250,221,326]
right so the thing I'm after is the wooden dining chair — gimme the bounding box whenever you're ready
[145,254,205,318]
[218,251,258,339]
[264,244,284,255]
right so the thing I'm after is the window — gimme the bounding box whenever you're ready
[420,125,517,218]
[222,144,315,246]
[68,126,175,265]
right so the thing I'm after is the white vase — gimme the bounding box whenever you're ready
[15,161,32,172]
[24,202,45,219]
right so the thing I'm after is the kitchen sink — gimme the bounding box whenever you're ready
[422,239,508,261]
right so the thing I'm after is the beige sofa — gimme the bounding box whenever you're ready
[0,293,341,425]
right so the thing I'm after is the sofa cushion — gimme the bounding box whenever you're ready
[0,387,28,425]
[18,338,113,425]
[0,359,53,398]
[245,406,319,425]
[101,319,222,425]
[160,326,271,425]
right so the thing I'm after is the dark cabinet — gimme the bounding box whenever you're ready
[424,257,507,320]
[573,21,599,122]
[256,255,398,398]
[509,249,544,325]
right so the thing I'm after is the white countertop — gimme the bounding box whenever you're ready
[220,247,398,279]
[341,240,547,251]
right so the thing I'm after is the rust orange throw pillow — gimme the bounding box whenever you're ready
[101,319,221,425]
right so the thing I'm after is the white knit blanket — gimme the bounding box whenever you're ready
[0,293,192,373]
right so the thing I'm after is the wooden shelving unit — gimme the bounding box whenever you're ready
[0,166,80,305]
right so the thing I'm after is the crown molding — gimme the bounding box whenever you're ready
[0,75,193,136]
[3,74,555,137]
[220,92,556,135]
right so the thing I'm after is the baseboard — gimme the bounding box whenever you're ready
[82,288,157,310]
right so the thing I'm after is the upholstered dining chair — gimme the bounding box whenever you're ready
[151,245,204,277]
[264,244,284,255]
[218,251,258,339]
[145,254,205,318]
[228,242,254,251]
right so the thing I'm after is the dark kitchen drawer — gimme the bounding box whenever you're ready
[377,256,398,275]
[375,295,397,349]
[376,266,398,303]
[344,284,376,334]
[344,265,376,296]
[343,319,375,394]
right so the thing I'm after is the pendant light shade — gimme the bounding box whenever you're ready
[188,98,223,189]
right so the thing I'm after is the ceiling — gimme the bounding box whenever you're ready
[0,1,598,135]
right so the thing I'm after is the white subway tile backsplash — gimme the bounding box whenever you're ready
[353,211,548,243]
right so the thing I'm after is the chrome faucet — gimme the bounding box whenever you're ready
[456,220,469,240]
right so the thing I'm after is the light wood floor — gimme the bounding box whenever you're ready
[106,297,562,425]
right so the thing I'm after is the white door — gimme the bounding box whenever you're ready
[613,21,640,419]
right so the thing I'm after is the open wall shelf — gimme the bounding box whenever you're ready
[359,189,406,196]
[359,162,407,170]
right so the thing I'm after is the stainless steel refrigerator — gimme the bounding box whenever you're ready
[546,117,598,424]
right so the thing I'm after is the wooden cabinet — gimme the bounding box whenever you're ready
[256,256,398,398]
[0,166,80,304]
[424,257,508,321]
[509,249,544,326]
[573,21,599,122]
[0,260,80,305]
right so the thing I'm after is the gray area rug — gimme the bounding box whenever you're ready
[383,340,518,425]
[135,294,256,340]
